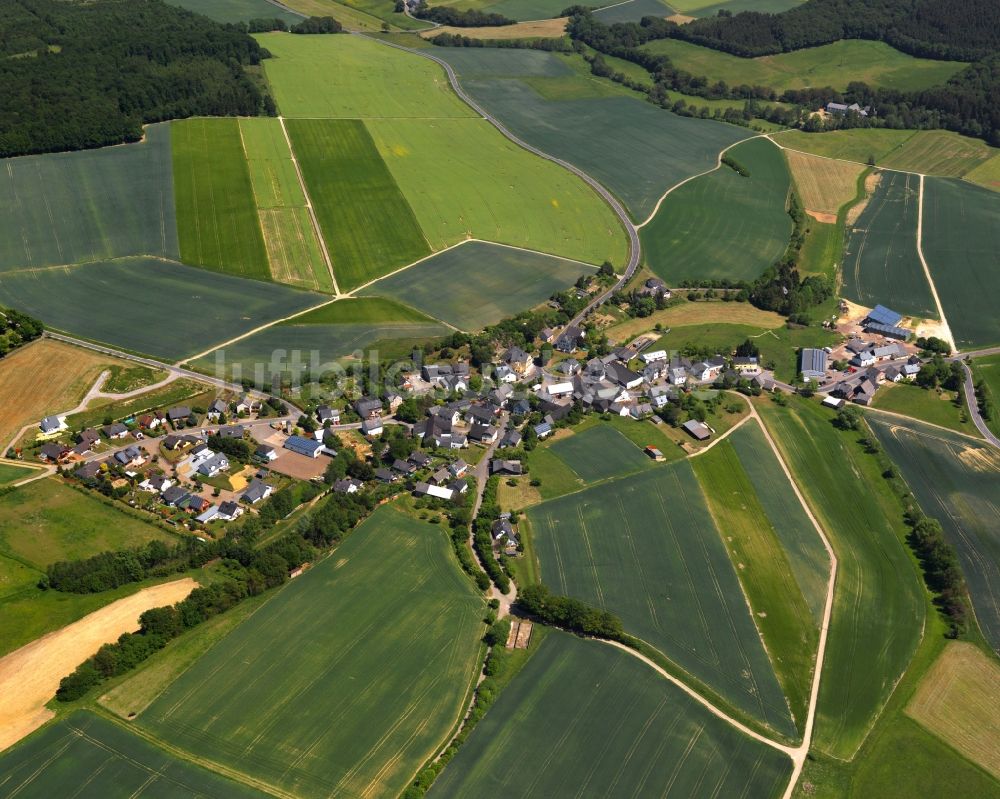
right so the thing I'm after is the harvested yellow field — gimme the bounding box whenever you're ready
[609,300,784,342]
[422,18,567,40]
[785,149,865,219]
[0,338,120,452]
[906,642,1000,779]
[0,578,197,751]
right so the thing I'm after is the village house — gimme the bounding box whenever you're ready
[39,442,70,463]
[316,405,340,425]
[449,459,469,478]
[39,415,68,436]
[217,501,243,521]
[206,399,228,421]
[555,325,584,354]
[167,406,191,426]
[334,478,363,494]
[491,459,523,475]
[102,422,129,440]
[502,346,533,375]
[197,452,229,477]
[235,395,259,415]
[682,419,712,441]
[241,479,273,504]
[255,443,278,462]
[354,396,383,419]
[361,417,383,437]
[414,482,454,501]
[733,356,760,375]
[217,424,245,439]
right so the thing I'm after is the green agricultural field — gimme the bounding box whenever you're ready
[640,39,965,93]
[922,178,1000,349]
[640,137,793,283]
[290,296,434,325]
[238,118,306,209]
[869,416,1000,654]
[0,479,174,570]
[194,318,448,380]
[287,118,429,291]
[692,429,819,730]
[549,424,652,483]
[688,0,803,13]
[430,0,572,20]
[360,241,593,331]
[728,422,829,621]
[798,218,843,278]
[429,632,793,799]
[163,0,303,23]
[593,0,675,23]
[283,0,390,31]
[524,446,585,499]
[773,128,918,167]
[258,207,332,292]
[0,257,325,361]
[258,33,472,118]
[870,383,977,436]
[436,50,753,220]
[842,170,935,318]
[366,118,626,266]
[654,322,766,354]
[971,354,1000,437]
[757,398,924,759]
[530,463,797,737]
[172,118,269,280]
[228,118,332,291]
[140,506,485,799]
[0,711,270,799]
[0,123,178,272]
[336,0,430,28]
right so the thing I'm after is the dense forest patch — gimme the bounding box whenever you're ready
[0,0,272,157]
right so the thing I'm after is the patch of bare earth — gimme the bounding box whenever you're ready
[0,578,197,751]
[845,171,882,226]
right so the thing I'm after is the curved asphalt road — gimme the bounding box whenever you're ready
[358,33,642,329]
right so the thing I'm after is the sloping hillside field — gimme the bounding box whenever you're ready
[0,123,178,272]
[139,506,484,799]
[428,632,792,799]
[922,177,1000,349]
[529,461,797,737]
[640,137,793,283]
[842,170,935,319]
[435,48,752,220]
[0,711,269,799]
[869,416,1000,654]
[360,241,593,331]
[0,258,324,361]
[758,399,924,759]
[549,424,651,483]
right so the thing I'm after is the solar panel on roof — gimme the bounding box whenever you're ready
[868,304,903,327]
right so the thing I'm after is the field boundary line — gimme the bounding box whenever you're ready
[863,404,984,443]
[277,116,342,296]
[595,639,798,759]
[182,295,340,364]
[749,407,838,799]
[914,174,957,353]
[635,133,772,229]
[345,237,599,298]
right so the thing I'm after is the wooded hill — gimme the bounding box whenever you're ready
[0,0,273,157]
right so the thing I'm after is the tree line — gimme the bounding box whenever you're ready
[517,583,626,641]
[0,306,43,358]
[565,8,1000,145]
[414,4,516,26]
[247,15,343,33]
[0,0,273,158]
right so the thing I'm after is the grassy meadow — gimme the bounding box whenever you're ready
[842,170,936,319]
[640,39,966,93]
[529,462,797,737]
[239,118,306,208]
[0,258,324,361]
[258,33,472,118]
[965,152,1000,192]
[282,0,389,31]
[693,425,821,728]
[366,117,626,266]
[640,137,793,283]
[0,123,178,272]
[870,383,978,436]
[0,479,174,570]
[0,463,37,486]
[172,118,269,280]
[139,506,485,799]
[971,353,1000,437]
[429,632,793,799]
[757,397,924,759]
[287,118,429,291]
[922,177,1000,349]
[869,416,1000,654]
[359,241,593,331]
[0,711,270,799]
